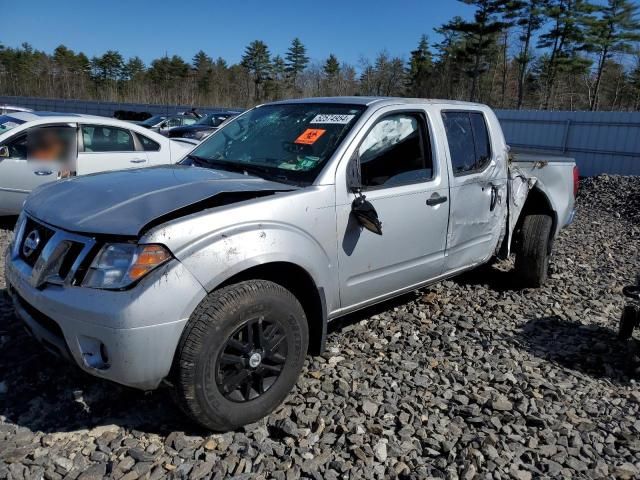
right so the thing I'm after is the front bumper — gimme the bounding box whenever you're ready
[5,253,207,390]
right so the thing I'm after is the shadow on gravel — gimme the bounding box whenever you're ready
[327,291,419,334]
[453,262,525,292]
[515,315,632,382]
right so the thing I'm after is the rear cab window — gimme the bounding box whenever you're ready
[442,111,492,176]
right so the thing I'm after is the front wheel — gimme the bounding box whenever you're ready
[514,214,553,288]
[172,280,308,431]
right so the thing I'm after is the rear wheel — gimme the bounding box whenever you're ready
[514,214,553,288]
[173,280,308,431]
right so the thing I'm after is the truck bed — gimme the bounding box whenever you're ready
[510,148,577,231]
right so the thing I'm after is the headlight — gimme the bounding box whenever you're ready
[83,243,171,290]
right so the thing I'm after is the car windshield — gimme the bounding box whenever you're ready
[0,115,25,134]
[183,103,366,185]
[141,115,166,126]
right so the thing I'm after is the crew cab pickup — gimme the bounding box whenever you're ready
[4,97,577,430]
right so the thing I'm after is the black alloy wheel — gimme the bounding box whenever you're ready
[216,317,288,402]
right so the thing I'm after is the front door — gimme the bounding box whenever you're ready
[337,110,450,309]
[0,125,77,215]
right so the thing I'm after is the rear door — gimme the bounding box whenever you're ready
[440,109,508,271]
[77,124,148,174]
[134,131,172,165]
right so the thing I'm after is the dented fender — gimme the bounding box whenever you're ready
[141,185,340,314]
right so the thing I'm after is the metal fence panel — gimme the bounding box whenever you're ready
[1,95,638,176]
[495,109,640,176]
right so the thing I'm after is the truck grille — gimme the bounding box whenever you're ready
[20,218,55,266]
[13,215,97,288]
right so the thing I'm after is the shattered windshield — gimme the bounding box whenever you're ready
[0,115,25,134]
[182,103,366,185]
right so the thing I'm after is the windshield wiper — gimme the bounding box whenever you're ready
[185,153,211,167]
[185,154,295,184]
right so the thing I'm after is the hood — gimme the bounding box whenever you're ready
[25,165,297,236]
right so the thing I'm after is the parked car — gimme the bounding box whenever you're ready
[5,97,577,431]
[0,111,195,215]
[168,111,241,140]
[0,105,32,115]
[132,114,199,136]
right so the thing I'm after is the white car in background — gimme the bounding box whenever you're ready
[0,111,195,215]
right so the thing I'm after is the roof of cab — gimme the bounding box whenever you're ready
[266,96,488,109]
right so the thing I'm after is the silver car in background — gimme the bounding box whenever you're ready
[0,111,195,215]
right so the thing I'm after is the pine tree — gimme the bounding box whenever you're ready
[123,57,145,80]
[506,1,549,108]
[192,50,213,96]
[270,55,287,99]
[440,0,509,102]
[324,54,340,78]
[285,38,309,89]
[581,0,640,110]
[537,0,591,109]
[406,35,433,97]
[433,23,470,99]
[241,40,272,102]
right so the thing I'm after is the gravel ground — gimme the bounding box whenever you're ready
[1,175,639,480]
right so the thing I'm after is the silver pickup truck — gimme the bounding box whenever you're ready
[4,97,577,430]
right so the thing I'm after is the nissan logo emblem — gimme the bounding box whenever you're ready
[22,229,41,258]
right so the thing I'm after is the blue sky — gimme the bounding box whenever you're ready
[1,0,477,66]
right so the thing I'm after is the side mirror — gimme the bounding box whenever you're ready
[0,146,9,158]
[351,193,382,235]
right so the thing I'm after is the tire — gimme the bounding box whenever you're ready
[173,280,308,431]
[514,214,553,288]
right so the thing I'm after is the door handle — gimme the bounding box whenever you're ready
[34,170,53,176]
[130,158,147,164]
[426,193,448,206]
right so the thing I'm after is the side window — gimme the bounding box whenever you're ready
[137,133,160,152]
[470,112,491,170]
[357,113,433,188]
[442,111,492,176]
[82,126,135,152]
[183,117,197,126]
[166,117,182,128]
[27,126,76,162]
[4,133,27,159]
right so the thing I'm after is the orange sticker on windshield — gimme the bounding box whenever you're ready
[295,128,326,145]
